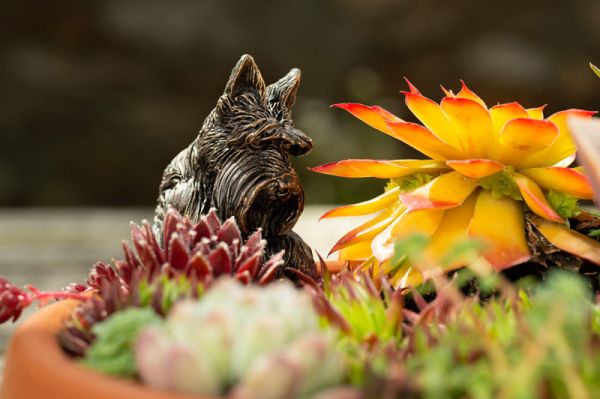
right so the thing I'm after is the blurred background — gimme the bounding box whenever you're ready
[1,0,600,360]
[2,0,600,207]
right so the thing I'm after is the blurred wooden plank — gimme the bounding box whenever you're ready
[0,208,153,365]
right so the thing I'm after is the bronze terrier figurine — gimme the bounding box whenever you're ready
[154,54,316,278]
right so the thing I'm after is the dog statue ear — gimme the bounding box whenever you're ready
[267,68,301,114]
[223,54,266,99]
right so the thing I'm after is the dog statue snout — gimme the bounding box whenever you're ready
[283,128,313,157]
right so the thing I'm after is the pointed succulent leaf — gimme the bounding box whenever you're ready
[208,243,232,276]
[205,208,222,235]
[591,63,600,78]
[168,234,191,270]
[187,253,211,278]
[162,208,180,247]
[237,252,262,277]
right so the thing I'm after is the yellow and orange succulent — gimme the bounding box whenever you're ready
[313,80,600,287]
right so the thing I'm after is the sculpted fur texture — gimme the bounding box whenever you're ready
[154,54,316,277]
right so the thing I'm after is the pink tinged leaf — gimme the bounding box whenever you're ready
[402,87,463,151]
[411,288,429,311]
[513,173,564,223]
[467,190,531,271]
[526,109,599,168]
[208,243,232,276]
[385,121,466,160]
[113,260,132,284]
[400,171,479,212]
[87,261,118,288]
[497,118,559,151]
[320,187,400,219]
[456,80,487,108]
[259,251,285,284]
[217,217,243,246]
[489,102,528,134]
[310,159,433,178]
[229,239,241,262]
[440,85,454,97]
[527,105,547,119]
[237,252,262,278]
[162,209,180,248]
[130,223,146,252]
[245,229,265,256]
[63,283,87,294]
[175,224,194,246]
[329,207,402,256]
[143,221,164,264]
[440,96,494,158]
[193,237,212,258]
[331,103,402,134]
[131,223,162,274]
[192,219,212,243]
[446,159,505,179]
[404,77,421,94]
[311,294,352,334]
[520,166,594,200]
[138,242,162,274]
[235,245,250,268]
[532,216,600,266]
[122,241,140,270]
[205,208,222,235]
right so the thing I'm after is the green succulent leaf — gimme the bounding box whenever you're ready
[83,308,162,377]
[393,234,429,265]
[546,190,581,219]
[588,229,600,239]
[403,272,599,399]
[478,167,522,200]
[387,173,436,193]
[591,63,600,79]
[440,238,486,268]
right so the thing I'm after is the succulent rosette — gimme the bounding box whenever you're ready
[134,278,345,398]
[312,80,600,287]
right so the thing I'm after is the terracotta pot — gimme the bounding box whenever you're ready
[1,260,344,399]
[0,298,214,399]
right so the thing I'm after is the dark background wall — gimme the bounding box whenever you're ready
[2,0,600,207]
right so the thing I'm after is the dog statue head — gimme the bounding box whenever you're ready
[154,54,315,276]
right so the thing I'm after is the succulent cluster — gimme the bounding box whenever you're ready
[312,81,600,288]
[1,206,289,360]
[396,273,600,398]
[0,277,87,324]
[133,278,345,398]
[307,258,600,398]
[83,206,285,292]
[60,207,288,355]
[311,270,404,347]
[4,64,600,399]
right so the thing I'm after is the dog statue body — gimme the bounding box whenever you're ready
[154,55,315,277]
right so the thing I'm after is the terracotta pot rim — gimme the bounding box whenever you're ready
[0,260,342,399]
[1,297,212,399]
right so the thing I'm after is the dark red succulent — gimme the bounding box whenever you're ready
[0,277,87,324]
[1,207,288,355]
[80,206,286,294]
